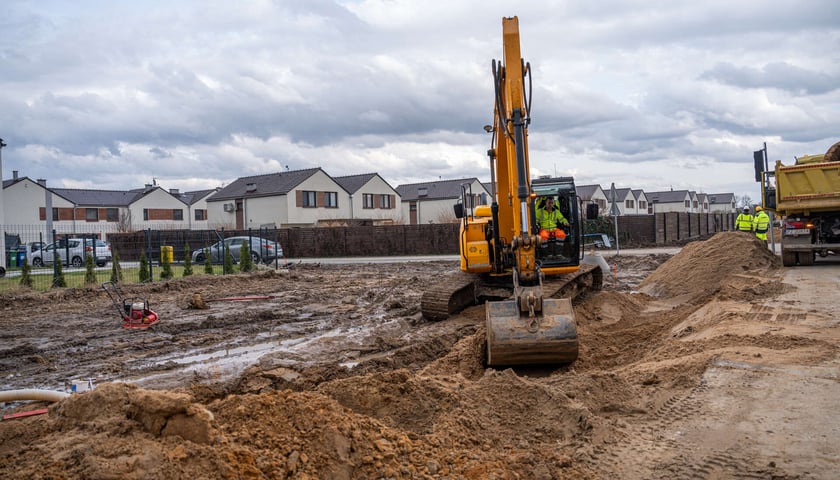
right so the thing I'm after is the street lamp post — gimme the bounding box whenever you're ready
[0,138,6,275]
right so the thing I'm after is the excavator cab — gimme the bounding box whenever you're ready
[531,176,583,268]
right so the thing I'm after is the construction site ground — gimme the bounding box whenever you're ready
[1,231,838,479]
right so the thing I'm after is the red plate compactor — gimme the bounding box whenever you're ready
[102,282,159,329]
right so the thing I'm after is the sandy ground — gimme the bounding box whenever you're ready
[1,231,838,479]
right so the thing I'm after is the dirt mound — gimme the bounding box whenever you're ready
[638,232,780,302]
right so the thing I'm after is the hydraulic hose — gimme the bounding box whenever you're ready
[0,389,70,403]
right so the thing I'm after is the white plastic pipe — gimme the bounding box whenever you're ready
[0,389,70,403]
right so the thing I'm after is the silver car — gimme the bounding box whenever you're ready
[192,236,282,264]
[31,239,111,268]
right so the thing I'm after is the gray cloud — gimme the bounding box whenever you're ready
[1,0,838,204]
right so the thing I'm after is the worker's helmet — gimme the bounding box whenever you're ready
[743,207,749,212]
[755,206,763,212]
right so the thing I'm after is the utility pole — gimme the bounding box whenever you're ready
[0,138,6,273]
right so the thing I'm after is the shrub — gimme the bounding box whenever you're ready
[84,254,97,285]
[139,250,150,283]
[239,240,253,272]
[183,243,193,277]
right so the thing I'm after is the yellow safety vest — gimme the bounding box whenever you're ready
[753,211,770,236]
[735,213,754,231]
[537,208,567,230]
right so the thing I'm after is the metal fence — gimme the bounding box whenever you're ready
[0,226,283,292]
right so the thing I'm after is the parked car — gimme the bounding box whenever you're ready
[192,236,282,265]
[31,238,111,268]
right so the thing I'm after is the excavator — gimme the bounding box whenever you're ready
[421,16,603,366]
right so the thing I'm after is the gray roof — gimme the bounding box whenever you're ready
[575,184,601,200]
[333,173,379,194]
[646,190,691,203]
[631,189,645,199]
[51,188,145,207]
[707,192,736,204]
[395,178,480,201]
[209,168,324,202]
[180,188,219,205]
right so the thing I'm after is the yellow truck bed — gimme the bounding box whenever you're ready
[775,159,840,215]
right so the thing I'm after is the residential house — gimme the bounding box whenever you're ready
[53,184,190,233]
[333,173,401,224]
[696,192,709,213]
[207,168,350,229]
[632,189,650,215]
[645,190,693,213]
[576,184,608,216]
[707,193,738,213]
[395,178,489,224]
[175,188,218,230]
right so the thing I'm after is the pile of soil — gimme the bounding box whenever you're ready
[1,233,827,479]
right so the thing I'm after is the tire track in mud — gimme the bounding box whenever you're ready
[587,378,782,479]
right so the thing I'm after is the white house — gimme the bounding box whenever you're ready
[395,178,489,224]
[576,184,609,216]
[645,190,693,213]
[333,173,401,224]
[207,168,352,229]
[707,193,738,213]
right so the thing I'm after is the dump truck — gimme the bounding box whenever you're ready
[757,141,840,266]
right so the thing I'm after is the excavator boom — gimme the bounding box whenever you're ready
[420,16,602,367]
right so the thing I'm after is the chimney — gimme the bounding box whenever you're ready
[12,170,18,180]
[37,178,46,187]
[169,188,180,195]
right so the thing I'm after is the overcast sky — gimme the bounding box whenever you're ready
[1,1,838,202]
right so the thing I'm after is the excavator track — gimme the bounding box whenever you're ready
[420,272,477,321]
[421,263,603,322]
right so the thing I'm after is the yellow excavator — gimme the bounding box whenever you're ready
[421,16,602,366]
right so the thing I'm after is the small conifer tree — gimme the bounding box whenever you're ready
[183,243,193,277]
[203,245,214,274]
[19,257,33,288]
[110,249,123,283]
[53,259,67,288]
[139,250,151,283]
[239,240,253,272]
[84,254,97,285]
[223,245,234,274]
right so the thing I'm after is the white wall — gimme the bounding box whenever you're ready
[349,176,402,223]
[129,188,190,229]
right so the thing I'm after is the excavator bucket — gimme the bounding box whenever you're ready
[485,297,578,366]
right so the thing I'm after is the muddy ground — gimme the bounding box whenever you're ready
[1,232,838,479]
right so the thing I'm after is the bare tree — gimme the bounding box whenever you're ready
[117,209,133,232]
[737,195,753,209]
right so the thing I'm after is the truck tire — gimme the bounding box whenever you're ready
[826,141,840,163]
[797,251,815,266]
[781,250,796,267]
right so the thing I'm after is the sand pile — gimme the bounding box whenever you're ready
[638,232,780,302]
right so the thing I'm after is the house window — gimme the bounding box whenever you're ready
[325,192,338,208]
[52,207,59,221]
[195,209,206,221]
[106,208,119,222]
[363,194,375,209]
[143,208,149,221]
[625,199,634,209]
[704,202,708,210]
[86,208,99,222]
[693,200,698,208]
[639,200,647,210]
[684,200,690,208]
[380,194,391,209]
[597,199,607,210]
[173,209,183,221]
[302,191,317,207]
